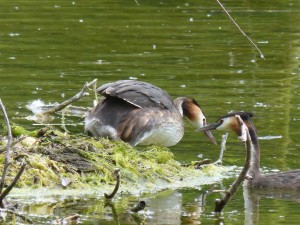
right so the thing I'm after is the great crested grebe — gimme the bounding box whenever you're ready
[84,80,216,147]
[199,112,300,190]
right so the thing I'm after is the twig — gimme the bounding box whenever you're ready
[214,133,229,165]
[0,99,12,196]
[0,208,33,224]
[61,107,69,134]
[215,0,265,59]
[0,100,27,209]
[214,115,251,212]
[38,79,97,116]
[93,79,99,106]
[193,159,211,169]
[0,163,26,205]
[181,159,210,168]
[104,168,121,199]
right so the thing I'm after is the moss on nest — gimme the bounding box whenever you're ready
[2,124,39,137]
[0,127,175,188]
[0,125,227,191]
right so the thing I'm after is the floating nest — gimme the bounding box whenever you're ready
[0,125,229,193]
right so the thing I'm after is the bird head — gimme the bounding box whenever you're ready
[174,97,217,145]
[197,111,254,136]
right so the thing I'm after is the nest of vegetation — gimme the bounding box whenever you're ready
[0,125,222,190]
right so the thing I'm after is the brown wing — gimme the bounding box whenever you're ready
[96,80,174,109]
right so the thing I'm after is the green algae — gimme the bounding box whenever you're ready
[0,125,230,193]
[2,124,39,137]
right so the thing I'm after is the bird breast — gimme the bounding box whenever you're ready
[136,122,184,146]
[118,108,184,147]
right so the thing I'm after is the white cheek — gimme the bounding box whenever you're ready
[217,118,232,130]
[192,114,205,128]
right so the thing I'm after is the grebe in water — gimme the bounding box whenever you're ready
[199,112,300,190]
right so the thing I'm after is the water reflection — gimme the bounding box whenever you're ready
[244,185,300,225]
[13,180,300,224]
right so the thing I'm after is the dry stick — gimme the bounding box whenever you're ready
[38,79,97,116]
[214,133,229,165]
[93,78,99,106]
[0,208,33,224]
[215,0,265,59]
[214,115,251,213]
[0,163,26,205]
[0,100,27,209]
[0,99,12,196]
[104,168,121,199]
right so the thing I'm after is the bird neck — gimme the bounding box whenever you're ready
[173,97,184,116]
[247,126,261,177]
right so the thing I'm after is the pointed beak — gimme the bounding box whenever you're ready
[197,120,224,145]
[198,121,221,132]
[202,120,217,145]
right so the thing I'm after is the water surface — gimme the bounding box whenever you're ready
[1,0,300,224]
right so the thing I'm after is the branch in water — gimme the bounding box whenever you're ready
[215,0,265,59]
[214,115,251,212]
[104,168,121,199]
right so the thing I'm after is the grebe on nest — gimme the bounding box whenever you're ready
[85,80,216,147]
[199,112,300,190]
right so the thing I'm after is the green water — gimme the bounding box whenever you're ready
[1,0,300,224]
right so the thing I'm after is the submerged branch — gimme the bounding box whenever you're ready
[214,115,251,213]
[38,79,97,116]
[104,168,121,199]
[215,0,265,59]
